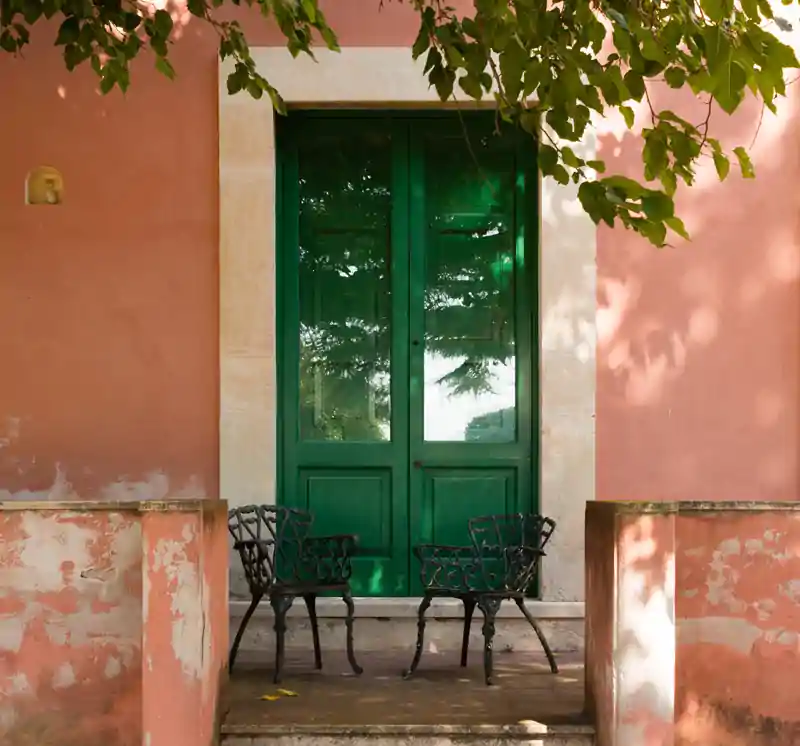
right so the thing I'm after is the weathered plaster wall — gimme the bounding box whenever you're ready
[586,502,800,746]
[676,511,800,745]
[0,509,142,745]
[0,501,228,746]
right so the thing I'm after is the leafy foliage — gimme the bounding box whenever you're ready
[2,0,798,244]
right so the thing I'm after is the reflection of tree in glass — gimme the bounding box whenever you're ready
[464,407,516,443]
[298,135,393,442]
[424,137,517,401]
[296,132,519,442]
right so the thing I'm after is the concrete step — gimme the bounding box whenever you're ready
[222,723,595,746]
[229,599,585,656]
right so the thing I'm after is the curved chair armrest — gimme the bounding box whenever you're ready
[231,539,274,593]
[413,544,481,593]
[503,544,546,592]
[232,538,273,554]
[303,534,358,558]
[412,544,476,561]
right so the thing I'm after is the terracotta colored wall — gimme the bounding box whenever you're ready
[0,501,228,746]
[0,0,464,501]
[0,509,142,744]
[676,510,800,745]
[586,502,800,746]
[596,80,800,500]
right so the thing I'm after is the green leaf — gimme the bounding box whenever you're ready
[664,67,686,89]
[156,56,175,80]
[620,105,635,129]
[187,0,205,17]
[713,60,747,114]
[623,70,645,101]
[713,151,730,180]
[538,144,559,176]
[603,174,646,197]
[561,146,582,168]
[301,0,316,22]
[641,191,675,221]
[740,0,759,19]
[700,0,732,22]
[55,17,80,46]
[154,9,174,38]
[586,160,606,173]
[666,216,690,240]
[458,73,483,100]
[552,164,570,185]
[733,146,755,178]
[411,24,429,59]
[100,72,116,95]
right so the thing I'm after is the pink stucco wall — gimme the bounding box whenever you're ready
[0,0,482,502]
[586,502,800,746]
[0,500,228,746]
[596,83,800,501]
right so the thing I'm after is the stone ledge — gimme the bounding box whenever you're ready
[230,598,585,620]
[221,724,595,737]
[0,497,225,512]
[595,499,800,514]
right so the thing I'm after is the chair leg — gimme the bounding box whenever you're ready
[402,593,432,679]
[229,592,263,673]
[342,589,363,675]
[515,598,559,673]
[478,597,502,686]
[461,597,476,667]
[271,595,294,684]
[303,593,322,670]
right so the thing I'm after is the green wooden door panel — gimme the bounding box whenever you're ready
[298,468,404,595]
[420,468,516,546]
[278,112,537,597]
[278,116,411,596]
[406,116,537,593]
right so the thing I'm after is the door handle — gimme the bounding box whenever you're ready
[413,460,423,469]
[411,339,420,346]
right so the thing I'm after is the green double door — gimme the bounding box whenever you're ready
[277,112,538,596]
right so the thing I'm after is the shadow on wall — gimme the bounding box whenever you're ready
[601,506,800,746]
[596,79,800,501]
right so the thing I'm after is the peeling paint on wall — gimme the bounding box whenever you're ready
[0,468,207,502]
[149,522,212,682]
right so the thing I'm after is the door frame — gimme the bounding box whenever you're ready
[219,46,596,614]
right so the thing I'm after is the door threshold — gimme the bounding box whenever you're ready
[229,597,584,620]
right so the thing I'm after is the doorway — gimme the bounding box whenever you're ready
[277,111,538,596]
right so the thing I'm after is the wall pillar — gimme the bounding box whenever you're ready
[141,502,229,746]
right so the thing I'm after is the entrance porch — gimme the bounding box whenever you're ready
[222,649,592,746]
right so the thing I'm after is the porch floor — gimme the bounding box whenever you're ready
[222,649,588,732]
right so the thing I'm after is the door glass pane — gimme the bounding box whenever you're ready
[298,131,392,441]
[423,136,517,443]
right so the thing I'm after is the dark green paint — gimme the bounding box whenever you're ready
[277,112,538,597]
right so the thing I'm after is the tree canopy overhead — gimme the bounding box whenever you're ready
[2,0,798,245]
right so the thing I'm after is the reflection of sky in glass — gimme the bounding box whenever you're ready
[424,354,516,441]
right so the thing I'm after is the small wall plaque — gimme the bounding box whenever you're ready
[26,166,64,205]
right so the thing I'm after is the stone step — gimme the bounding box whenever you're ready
[229,602,585,655]
[221,723,595,746]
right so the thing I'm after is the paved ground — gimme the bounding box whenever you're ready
[224,649,587,728]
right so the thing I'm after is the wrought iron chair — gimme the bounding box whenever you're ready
[228,505,363,683]
[402,513,558,685]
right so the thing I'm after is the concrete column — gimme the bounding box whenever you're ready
[141,501,229,746]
